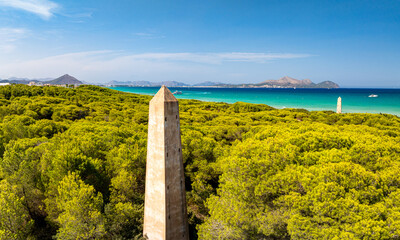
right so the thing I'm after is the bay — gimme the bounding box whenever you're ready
[108,87,400,116]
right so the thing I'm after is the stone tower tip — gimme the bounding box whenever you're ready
[151,85,177,103]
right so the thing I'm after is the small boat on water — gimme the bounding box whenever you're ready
[368,94,378,98]
[173,90,182,95]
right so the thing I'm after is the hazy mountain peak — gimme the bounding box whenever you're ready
[258,76,339,88]
[46,74,83,85]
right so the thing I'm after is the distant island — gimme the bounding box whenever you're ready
[107,76,339,88]
[0,74,84,86]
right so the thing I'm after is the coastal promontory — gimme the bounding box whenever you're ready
[213,76,340,88]
[256,76,339,88]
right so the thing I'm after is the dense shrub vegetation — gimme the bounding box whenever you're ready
[0,84,399,239]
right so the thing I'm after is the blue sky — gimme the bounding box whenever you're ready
[0,0,399,87]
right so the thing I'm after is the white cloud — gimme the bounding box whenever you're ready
[0,0,58,19]
[133,32,166,39]
[0,44,15,52]
[0,50,313,83]
[0,27,28,53]
[0,28,27,41]
[217,52,313,62]
[117,52,312,64]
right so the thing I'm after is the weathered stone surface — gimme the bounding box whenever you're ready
[143,86,189,240]
[337,96,342,114]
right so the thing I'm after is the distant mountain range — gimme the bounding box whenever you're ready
[244,76,339,88]
[192,81,224,86]
[107,76,339,88]
[0,75,338,88]
[106,80,187,87]
[0,78,41,84]
[0,74,84,85]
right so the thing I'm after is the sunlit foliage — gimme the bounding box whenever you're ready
[0,84,399,239]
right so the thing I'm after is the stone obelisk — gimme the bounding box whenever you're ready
[143,86,189,240]
[337,97,342,114]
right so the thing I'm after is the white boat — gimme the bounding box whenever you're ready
[368,94,378,98]
[173,90,182,95]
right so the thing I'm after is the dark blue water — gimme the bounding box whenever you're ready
[109,86,400,116]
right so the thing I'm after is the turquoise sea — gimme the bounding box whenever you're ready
[108,87,400,116]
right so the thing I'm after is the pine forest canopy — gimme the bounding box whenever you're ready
[0,84,399,239]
